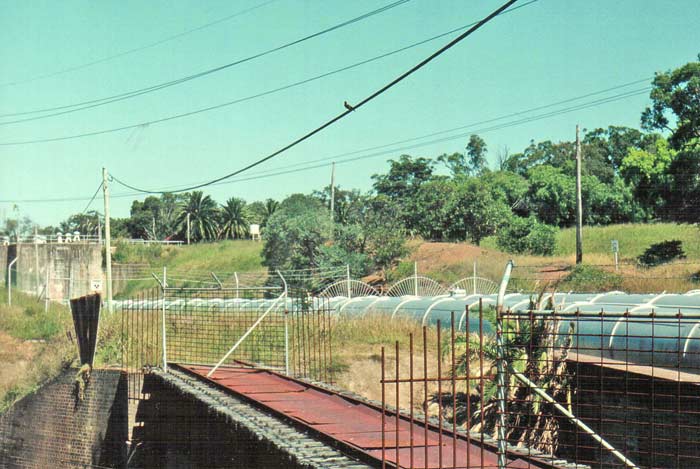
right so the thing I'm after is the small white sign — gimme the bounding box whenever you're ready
[611,240,619,253]
[90,279,103,292]
[250,224,261,241]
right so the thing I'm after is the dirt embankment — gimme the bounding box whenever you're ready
[397,240,571,285]
[0,331,39,400]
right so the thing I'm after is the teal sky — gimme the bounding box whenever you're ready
[1,0,698,226]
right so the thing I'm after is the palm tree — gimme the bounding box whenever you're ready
[219,197,249,239]
[262,198,279,227]
[176,191,219,242]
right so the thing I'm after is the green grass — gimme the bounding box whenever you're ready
[114,239,264,270]
[0,290,76,413]
[482,222,700,261]
[554,223,700,260]
[114,240,265,298]
[0,290,70,341]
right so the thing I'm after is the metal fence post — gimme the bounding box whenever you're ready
[7,256,18,306]
[44,261,50,312]
[414,261,418,296]
[496,260,513,469]
[284,309,290,376]
[161,268,168,372]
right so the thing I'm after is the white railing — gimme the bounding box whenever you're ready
[6,235,183,246]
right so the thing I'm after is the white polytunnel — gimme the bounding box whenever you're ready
[111,289,700,370]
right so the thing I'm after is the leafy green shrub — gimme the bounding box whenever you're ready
[560,265,623,292]
[112,241,164,264]
[387,261,416,283]
[637,240,686,267]
[496,216,557,255]
[0,304,62,340]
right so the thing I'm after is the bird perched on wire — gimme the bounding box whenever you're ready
[344,101,355,111]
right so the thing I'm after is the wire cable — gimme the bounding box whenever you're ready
[0,78,652,204]
[109,0,522,194]
[0,0,538,127]
[0,0,410,120]
[80,182,104,214]
[0,0,279,88]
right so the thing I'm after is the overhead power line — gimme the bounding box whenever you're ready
[0,76,653,204]
[105,0,524,194]
[148,86,652,188]
[80,181,104,214]
[0,1,538,142]
[0,0,410,120]
[109,80,651,194]
[0,0,279,88]
[0,0,537,128]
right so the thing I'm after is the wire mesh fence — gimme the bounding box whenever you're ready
[118,285,335,402]
[500,309,700,469]
[378,302,700,469]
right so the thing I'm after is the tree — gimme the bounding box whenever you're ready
[641,58,700,222]
[479,171,530,216]
[465,134,488,175]
[525,165,576,226]
[59,211,102,236]
[353,196,406,273]
[437,152,469,177]
[218,197,249,239]
[312,186,364,225]
[583,125,651,175]
[642,58,700,150]
[127,193,182,239]
[410,179,456,240]
[261,194,330,271]
[620,136,675,217]
[176,191,219,242]
[442,178,511,244]
[662,149,700,222]
[581,175,640,225]
[503,140,575,176]
[372,154,434,231]
[496,216,557,255]
[372,154,434,199]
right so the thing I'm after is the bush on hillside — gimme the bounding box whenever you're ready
[112,241,165,265]
[560,265,623,292]
[496,216,557,255]
[637,240,686,267]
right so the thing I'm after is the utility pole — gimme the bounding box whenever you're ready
[575,125,583,265]
[102,168,113,313]
[329,162,335,239]
[34,226,40,295]
[186,213,191,245]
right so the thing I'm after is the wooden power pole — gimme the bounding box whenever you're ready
[186,212,191,245]
[102,168,113,313]
[575,125,583,265]
[329,162,335,239]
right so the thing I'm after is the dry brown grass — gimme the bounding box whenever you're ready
[332,314,481,416]
[401,239,700,293]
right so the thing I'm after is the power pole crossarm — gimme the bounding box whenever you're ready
[102,168,113,314]
[575,124,583,265]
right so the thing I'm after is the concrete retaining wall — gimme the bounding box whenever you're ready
[5,243,103,302]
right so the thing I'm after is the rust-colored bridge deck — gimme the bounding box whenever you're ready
[177,364,540,469]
